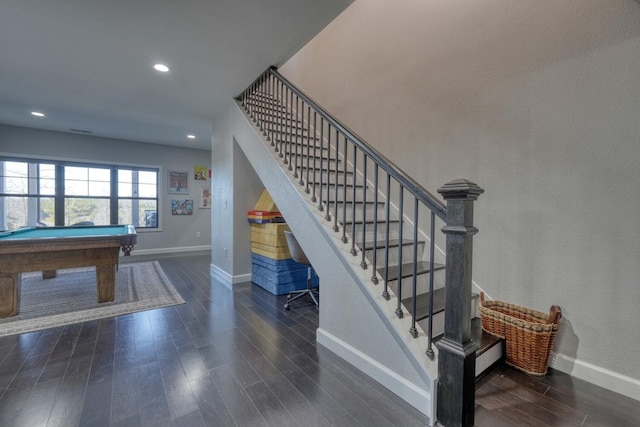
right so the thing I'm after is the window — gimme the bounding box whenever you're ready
[117,169,158,227]
[0,157,159,231]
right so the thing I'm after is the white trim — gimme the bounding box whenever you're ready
[317,328,435,424]
[233,273,252,284]
[210,264,233,289]
[129,245,211,256]
[209,263,252,287]
[0,151,162,170]
[551,353,640,402]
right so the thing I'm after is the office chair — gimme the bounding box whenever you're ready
[283,230,319,310]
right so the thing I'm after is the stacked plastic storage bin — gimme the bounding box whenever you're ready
[248,190,318,295]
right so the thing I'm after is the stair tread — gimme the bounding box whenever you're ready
[470,317,504,357]
[378,261,444,282]
[299,166,353,175]
[284,155,338,164]
[341,217,398,226]
[430,318,504,357]
[316,181,364,188]
[402,287,446,321]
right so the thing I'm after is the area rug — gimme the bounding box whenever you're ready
[0,261,185,337]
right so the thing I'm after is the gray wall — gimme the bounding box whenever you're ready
[0,124,212,255]
[212,102,436,415]
[279,0,640,399]
[210,105,264,283]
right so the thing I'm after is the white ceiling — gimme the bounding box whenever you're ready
[0,0,351,151]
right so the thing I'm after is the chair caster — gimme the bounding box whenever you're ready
[284,303,291,310]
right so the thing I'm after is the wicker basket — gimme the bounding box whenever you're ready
[479,293,562,375]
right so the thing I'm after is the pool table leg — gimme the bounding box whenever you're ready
[0,273,20,317]
[42,270,57,279]
[96,264,116,303]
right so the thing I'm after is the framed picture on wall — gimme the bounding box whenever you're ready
[168,170,189,194]
[199,186,211,209]
[194,165,208,181]
[171,199,193,215]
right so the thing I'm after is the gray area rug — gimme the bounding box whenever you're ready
[0,261,185,337]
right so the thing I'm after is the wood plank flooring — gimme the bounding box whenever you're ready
[0,253,638,426]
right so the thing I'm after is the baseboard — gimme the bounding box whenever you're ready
[317,328,434,421]
[551,353,640,402]
[209,264,252,287]
[130,245,211,256]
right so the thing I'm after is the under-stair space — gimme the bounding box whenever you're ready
[237,68,503,426]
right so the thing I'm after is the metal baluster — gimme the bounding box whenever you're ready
[294,96,300,178]
[249,81,256,121]
[340,134,348,242]
[279,84,286,158]
[301,105,309,187]
[410,198,419,337]
[259,74,265,134]
[325,124,332,221]
[382,173,391,300]
[371,164,379,284]
[349,144,357,253]
[395,185,404,319]
[333,129,340,231]
[267,73,273,145]
[318,117,325,211]
[311,111,317,202]
[275,81,282,155]
[425,210,436,358]
[287,90,293,169]
[360,155,368,269]
[245,82,250,119]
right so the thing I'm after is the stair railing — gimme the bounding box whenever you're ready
[238,67,482,427]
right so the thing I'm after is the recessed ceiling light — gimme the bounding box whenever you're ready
[187,134,196,139]
[154,63,170,72]
[31,111,45,117]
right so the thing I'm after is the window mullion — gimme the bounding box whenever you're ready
[55,164,64,226]
[110,168,118,224]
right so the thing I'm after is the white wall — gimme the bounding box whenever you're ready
[0,124,212,255]
[280,0,640,399]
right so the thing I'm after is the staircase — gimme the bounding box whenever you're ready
[235,67,504,426]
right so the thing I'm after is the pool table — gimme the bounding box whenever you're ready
[0,225,137,317]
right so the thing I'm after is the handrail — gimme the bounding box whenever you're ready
[267,67,446,220]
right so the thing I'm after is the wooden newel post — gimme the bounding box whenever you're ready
[435,179,483,427]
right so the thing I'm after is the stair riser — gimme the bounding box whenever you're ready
[335,209,391,224]
[367,242,426,266]
[266,128,311,139]
[417,311,446,340]
[383,270,446,300]
[312,181,367,192]
[339,222,401,242]
[290,157,340,169]
[278,146,328,157]
[415,294,481,339]
[316,205,386,222]
[244,97,288,107]
[246,106,292,119]
[306,175,358,188]
[319,193,369,204]
[311,184,371,202]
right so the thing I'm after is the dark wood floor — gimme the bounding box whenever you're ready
[0,254,638,426]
